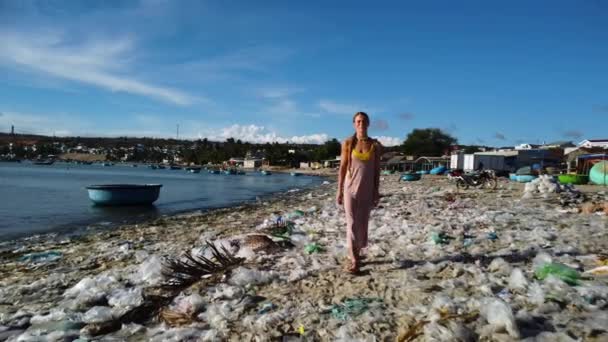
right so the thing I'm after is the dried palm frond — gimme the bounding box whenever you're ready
[162,240,244,290]
[159,307,199,327]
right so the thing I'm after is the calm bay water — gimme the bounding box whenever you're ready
[0,162,321,241]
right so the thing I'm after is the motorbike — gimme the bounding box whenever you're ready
[448,169,497,190]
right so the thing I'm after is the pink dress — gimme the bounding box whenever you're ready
[344,144,378,251]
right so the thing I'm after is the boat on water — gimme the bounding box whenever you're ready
[261,170,272,175]
[223,169,237,175]
[33,159,55,165]
[102,162,114,167]
[208,169,221,174]
[186,167,201,174]
[169,165,182,170]
[86,184,162,206]
[290,172,302,176]
[148,164,158,170]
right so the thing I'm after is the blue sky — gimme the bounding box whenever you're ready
[0,0,606,146]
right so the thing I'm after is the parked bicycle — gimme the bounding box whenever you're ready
[448,169,497,190]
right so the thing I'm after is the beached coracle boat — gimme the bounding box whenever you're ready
[590,161,608,185]
[86,184,162,206]
[557,174,589,185]
[516,175,537,183]
[400,173,421,181]
[430,166,447,175]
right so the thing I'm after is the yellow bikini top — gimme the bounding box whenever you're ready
[351,143,375,161]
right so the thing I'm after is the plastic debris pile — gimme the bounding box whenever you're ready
[1,175,607,340]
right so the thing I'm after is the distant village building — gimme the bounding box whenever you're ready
[578,139,608,149]
[244,158,263,168]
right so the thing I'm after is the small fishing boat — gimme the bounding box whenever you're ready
[516,175,537,183]
[86,184,162,206]
[557,174,588,185]
[236,170,246,175]
[400,173,421,181]
[148,164,158,170]
[187,167,201,174]
[102,162,114,167]
[223,169,237,175]
[208,169,221,174]
[590,161,608,185]
[261,170,272,175]
[290,172,302,176]
[416,170,429,175]
[33,159,55,165]
[169,165,182,170]
[509,173,518,181]
[430,166,447,175]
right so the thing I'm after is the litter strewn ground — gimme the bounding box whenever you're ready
[1,175,607,341]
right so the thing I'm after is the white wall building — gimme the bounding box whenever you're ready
[578,139,608,149]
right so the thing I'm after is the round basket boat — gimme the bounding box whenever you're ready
[557,174,589,185]
[516,175,537,183]
[430,166,447,175]
[590,161,608,185]
[86,184,162,206]
[400,173,421,181]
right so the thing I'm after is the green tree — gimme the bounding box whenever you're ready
[402,128,457,156]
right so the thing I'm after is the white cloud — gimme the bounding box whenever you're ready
[318,100,362,115]
[375,136,402,147]
[0,31,195,106]
[202,124,329,144]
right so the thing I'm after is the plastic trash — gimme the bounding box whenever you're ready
[286,210,304,219]
[297,324,305,335]
[257,302,277,314]
[18,251,62,263]
[508,268,529,291]
[330,297,381,321]
[535,263,580,285]
[304,243,323,254]
[480,298,520,338]
[431,232,453,245]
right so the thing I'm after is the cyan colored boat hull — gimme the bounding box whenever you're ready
[590,161,608,185]
[86,184,162,206]
[509,173,518,181]
[430,166,447,175]
[401,173,421,181]
[516,175,537,183]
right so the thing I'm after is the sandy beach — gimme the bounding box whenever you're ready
[1,175,607,341]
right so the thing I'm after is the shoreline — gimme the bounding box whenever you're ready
[1,175,607,340]
[0,173,330,247]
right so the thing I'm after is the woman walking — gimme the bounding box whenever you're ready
[336,112,382,274]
